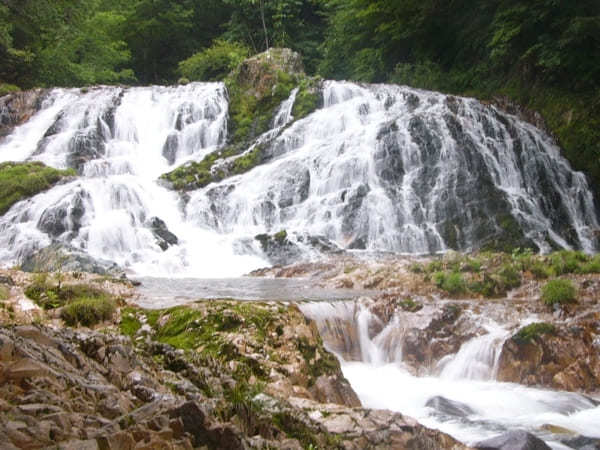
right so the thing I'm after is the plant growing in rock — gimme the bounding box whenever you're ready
[513,322,556,343]
[541,279,577,306]
[60,296,116,326]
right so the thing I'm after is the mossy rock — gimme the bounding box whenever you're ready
[0,161,75,215]
[513,322,556,343]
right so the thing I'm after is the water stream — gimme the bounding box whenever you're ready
[300,301,600,449]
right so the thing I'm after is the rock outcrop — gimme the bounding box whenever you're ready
[0,89,47,138]
[497,312,600,392]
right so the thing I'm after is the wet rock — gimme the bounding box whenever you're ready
[309,374,361,407]
[37,190,89,238]
[475,430,551,450]
[162,132,179,165]
[66,129,106,173]
[497,315,600,392]
[145,217,179,251]
[20,242,123,276]
[255,230,302,266]
[561,435,600,450]
[425,396,475,417]
[0,89,48,138]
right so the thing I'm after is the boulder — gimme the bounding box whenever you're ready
[475,430,551,450]
[20,242,123,276]
[425,396,475,417]
[145,217,178,251]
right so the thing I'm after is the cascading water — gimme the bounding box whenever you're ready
[299,301,600,449]
[0,80,598,275]
[188,80,599,255]
[0,83,267,276]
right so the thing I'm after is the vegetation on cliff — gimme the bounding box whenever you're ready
[161,48,321,191]
[0,161,75,215]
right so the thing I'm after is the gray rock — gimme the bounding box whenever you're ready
[475,430,551,450]
[561,436,600,450]
[20,242,122,276]
[145,217,178,251]
[425,395,475,417]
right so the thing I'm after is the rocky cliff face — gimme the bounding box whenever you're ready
[0,89,48,138]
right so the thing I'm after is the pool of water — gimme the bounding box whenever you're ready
[134,276,375,308]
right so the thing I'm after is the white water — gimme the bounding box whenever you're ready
[0,84,268,277]
[300,301,600,449]
[0,81,598,275]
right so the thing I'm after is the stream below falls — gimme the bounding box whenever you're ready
[298,300,600,449]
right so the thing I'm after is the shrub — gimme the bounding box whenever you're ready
[541,279,577,306]
[398,298,423,312]
[497,263,522,289]
[61,297,116,326]
[178,40,249,81]
[513,322,556,343]
[434,271,467,295]
[549,250,589,275]
[530,261,553,279]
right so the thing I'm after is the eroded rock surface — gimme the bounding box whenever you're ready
[0,287,468,449]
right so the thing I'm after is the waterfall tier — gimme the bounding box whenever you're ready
[0,81,598,275]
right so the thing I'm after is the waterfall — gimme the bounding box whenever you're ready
[0,83,266,276]
[187,80,598,255]
[0,80,598,275]
[438,322,509,380]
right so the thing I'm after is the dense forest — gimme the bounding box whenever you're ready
[1,0,599,189]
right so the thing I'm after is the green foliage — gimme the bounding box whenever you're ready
[0,162,75,216]
[513,322,556,343]
[0,83,19,97]
[178,40,250,81]
[273,229,288,242]
[291,76,321,119]
[0,285,9,301]
[497,264,522,290]
[61,297,116,327]
[541,279,577,306]
[25,278,113,311]
[398,297,422,312]
[530,261,553,279]
[120,308,142,337]
[434,271,467,296]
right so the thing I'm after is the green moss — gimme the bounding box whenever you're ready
[549,250,589,275]
[513,322,556,343]
[541,279,577,306]
[497,263,522,290]
[0,162,76,215]
[273,229,287,243]
[119,308,142,337]
[297,336,341,385]
[0,83,20,97]
[398,297,423,312]
[292,77,321,120]
[0,285,9,301]
[25,279,113,310]
[60,297,116,327]
[229,146,264,175]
